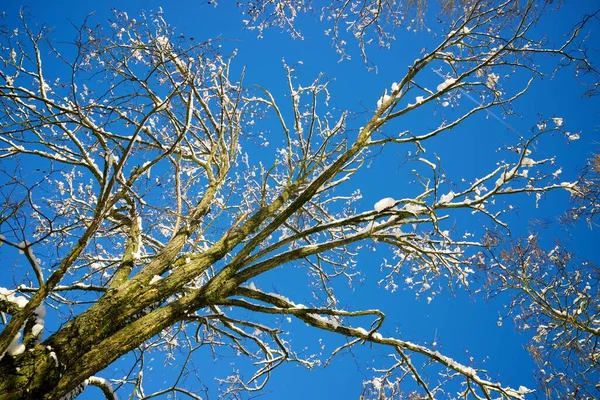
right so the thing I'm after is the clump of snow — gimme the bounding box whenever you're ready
[149,275,163,284]
[461,26,471,34]
[391,82,400,92]
[371,377,383,390]
[377,91,391,108]
[310,314,340,329]
[50,351,59,367]
[437,77,456,92]
[372,332,383,340]
[486,73,499,89]
[552,117,563,127]
[495,171,507,187]
[439,191,455,204]
[567,132,580,141]
[156,36,170,48]
[518,385,532,394]
[521,157,536,167]
[0,287,28,308]
[403,203,426,214]
[552,167,562,178]
[87,377,114,397]
[31,323,44,338]
[29,304,47,343]
[6,332,25,356]
[374,197,396,212]
[355,327,368,336]
[560,182,578,195]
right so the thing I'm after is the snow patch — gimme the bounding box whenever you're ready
[437,77,456,92]
[439,191,455,204]
[355,327,368,336]
[521,157,536,167]
[403,203,426,214]
[377,91,391,109]
[374,197,396,212]
[0,287,28,308]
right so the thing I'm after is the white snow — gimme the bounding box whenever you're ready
[7,343,25,356]
[439,191,455,204]
[391,82,400,92]
[371,377,383,390]
[521,157,536,167]
[518,385,531,394]
[419,157,436,169]
[552,117,563,127]
[495,171,507,187]
[50,351,59,367]
[377,92,391,108]
[31,323,44,338]
[437,77,456,92]
[374,197,396,212]
[486,73,499,89]
[156,36,170,48]
[6,332,25,356]
[560,181,578,195]
[149,275,163,284]
[34,304,46,318]
[567,133,580,141]
[87,377,114,396]
[269,292,292,303]
[372,332,383,340]
[403,203,426,214]
[461,26,471,34]
[13,295,28,308]
[552,167,562,178]
[0,287,28,308]
[355,327,368,336]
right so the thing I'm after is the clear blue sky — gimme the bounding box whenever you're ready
[1,0,599,398]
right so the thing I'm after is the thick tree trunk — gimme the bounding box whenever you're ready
[0,300,177,399]
[0,263,234,399]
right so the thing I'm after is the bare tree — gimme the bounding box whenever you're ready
[480,234,599,399]
[477,151,600,399]
[0,1,597,399]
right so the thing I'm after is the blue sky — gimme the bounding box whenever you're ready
[1,0,599,398]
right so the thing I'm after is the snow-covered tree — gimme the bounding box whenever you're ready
[0,1,597,399]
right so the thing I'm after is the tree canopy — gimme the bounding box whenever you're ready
[0,1,598,399]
